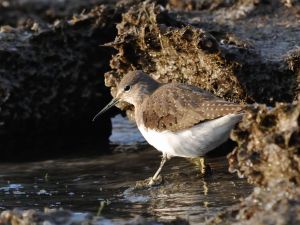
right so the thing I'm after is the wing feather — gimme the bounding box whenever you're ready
[142,83,244,132]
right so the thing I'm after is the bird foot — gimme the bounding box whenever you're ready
[148,175,163,186]
[134,175,163,189]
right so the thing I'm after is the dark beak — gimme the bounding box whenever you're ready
[92,98,119,122]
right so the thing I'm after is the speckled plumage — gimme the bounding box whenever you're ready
[93,70,245,185]
[141,83,244,132]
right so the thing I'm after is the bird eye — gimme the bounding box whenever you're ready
[124,85,131,92]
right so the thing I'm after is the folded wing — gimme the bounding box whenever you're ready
[142,83,244,132]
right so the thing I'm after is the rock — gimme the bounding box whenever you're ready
[1,0,299,159]
[105,0,300,122]
[208,102,300,224]
[105,1,248,121]
[209,182,300,225]
[229,103,300,187]
[0,208,190,225]
[0,2,121,159]
[0,0,117,26]
[1,2,300,223]
[101,4,300,222]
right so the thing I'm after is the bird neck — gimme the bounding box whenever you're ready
[133,80,160,106]
[133,81,160,127]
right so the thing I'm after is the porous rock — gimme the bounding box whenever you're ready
[0,3,119,159]
[0,208,190,225]
[229,103,300,187]
[209,182,300,225]
[105,0,300,122]
[209,102,300,225]
[0,0,118,26]
[105,1,247,118]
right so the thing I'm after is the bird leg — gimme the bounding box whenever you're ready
[149,153,168,186]
[188,157,211,176]
[199,157,206,174]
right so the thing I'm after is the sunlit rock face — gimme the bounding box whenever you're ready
[229,103,300,187]
[210,103,300,225]
[105,1,300,121]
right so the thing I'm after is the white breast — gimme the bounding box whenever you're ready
[137,114,243,158]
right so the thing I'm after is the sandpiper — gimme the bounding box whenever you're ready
[93,70,245,185]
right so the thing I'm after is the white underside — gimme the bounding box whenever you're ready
[138,114,243,158]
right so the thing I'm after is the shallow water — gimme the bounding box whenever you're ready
[109,115,145,145]
[0,116,253,224]
[0,150,252,224]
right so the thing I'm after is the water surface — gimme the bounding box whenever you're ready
[0,150,252,224]
[0,116,252,224]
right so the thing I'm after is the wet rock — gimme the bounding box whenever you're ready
[287,49,300,101]
[208,103,300,224]
[229,103,300,187]
[0,3,121,159]
[0,208,190,225]
[209,182,300,225]
[0,208,94,225]
[0,0,118,26]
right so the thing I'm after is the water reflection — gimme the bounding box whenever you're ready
[0,148,252,224]
[110,115,145,145]
[0,116,253,224]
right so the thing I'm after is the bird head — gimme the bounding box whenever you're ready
[92,70,159,121]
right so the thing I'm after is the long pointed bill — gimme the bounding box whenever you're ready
[92,98,119,122]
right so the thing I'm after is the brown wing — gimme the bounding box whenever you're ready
[142,83,244,132]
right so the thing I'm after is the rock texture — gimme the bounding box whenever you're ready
[209,103,300,225]
[101,1,300,224]
[104,0,300,120]
[1,0,300,224]
[209,182,300,225]
[105,2,248,119]
[229,103,300,187]
[0,0,117,26]
[0,1,121,159]
[1,0,300,159]
[0,208,189,225]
